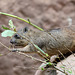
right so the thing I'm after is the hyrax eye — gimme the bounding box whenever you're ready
[23,27,28,32]
[14,34,20,39]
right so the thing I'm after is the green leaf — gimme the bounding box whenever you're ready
[46,53,49,57]
[66,69,72,74]
[33,44,49,57]
[46,62,53,66]
[1,30,16,37]
[33,44,46,55]
[60,66,65,69]
[41,68,44,71]
[9,20,16,29]
[2,25,10,30]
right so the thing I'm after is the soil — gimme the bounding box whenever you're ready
[0,0,75,75]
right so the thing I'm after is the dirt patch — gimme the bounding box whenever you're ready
[0,0,75,75]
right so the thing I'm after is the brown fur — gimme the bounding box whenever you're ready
[10,26,75,75]
[10,26,75,57]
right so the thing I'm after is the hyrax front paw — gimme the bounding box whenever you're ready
[11,47,28,53]
[11,49,19,52]
[11,49,17,52]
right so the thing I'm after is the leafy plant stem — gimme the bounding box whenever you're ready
[0,12,44,31]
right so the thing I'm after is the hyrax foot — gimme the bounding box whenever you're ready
[11,45,36,53]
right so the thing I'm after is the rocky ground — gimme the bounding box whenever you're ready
[0,0,75,75]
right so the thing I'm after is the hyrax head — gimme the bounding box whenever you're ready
[10,27,30,47]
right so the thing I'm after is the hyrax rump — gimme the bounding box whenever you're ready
[10,26,75,56]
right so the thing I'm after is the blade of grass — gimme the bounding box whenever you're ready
[33,44,49,57]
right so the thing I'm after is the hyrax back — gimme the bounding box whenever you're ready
[10,26,75,56]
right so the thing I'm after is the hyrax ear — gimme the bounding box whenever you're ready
[23,27,29,33]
